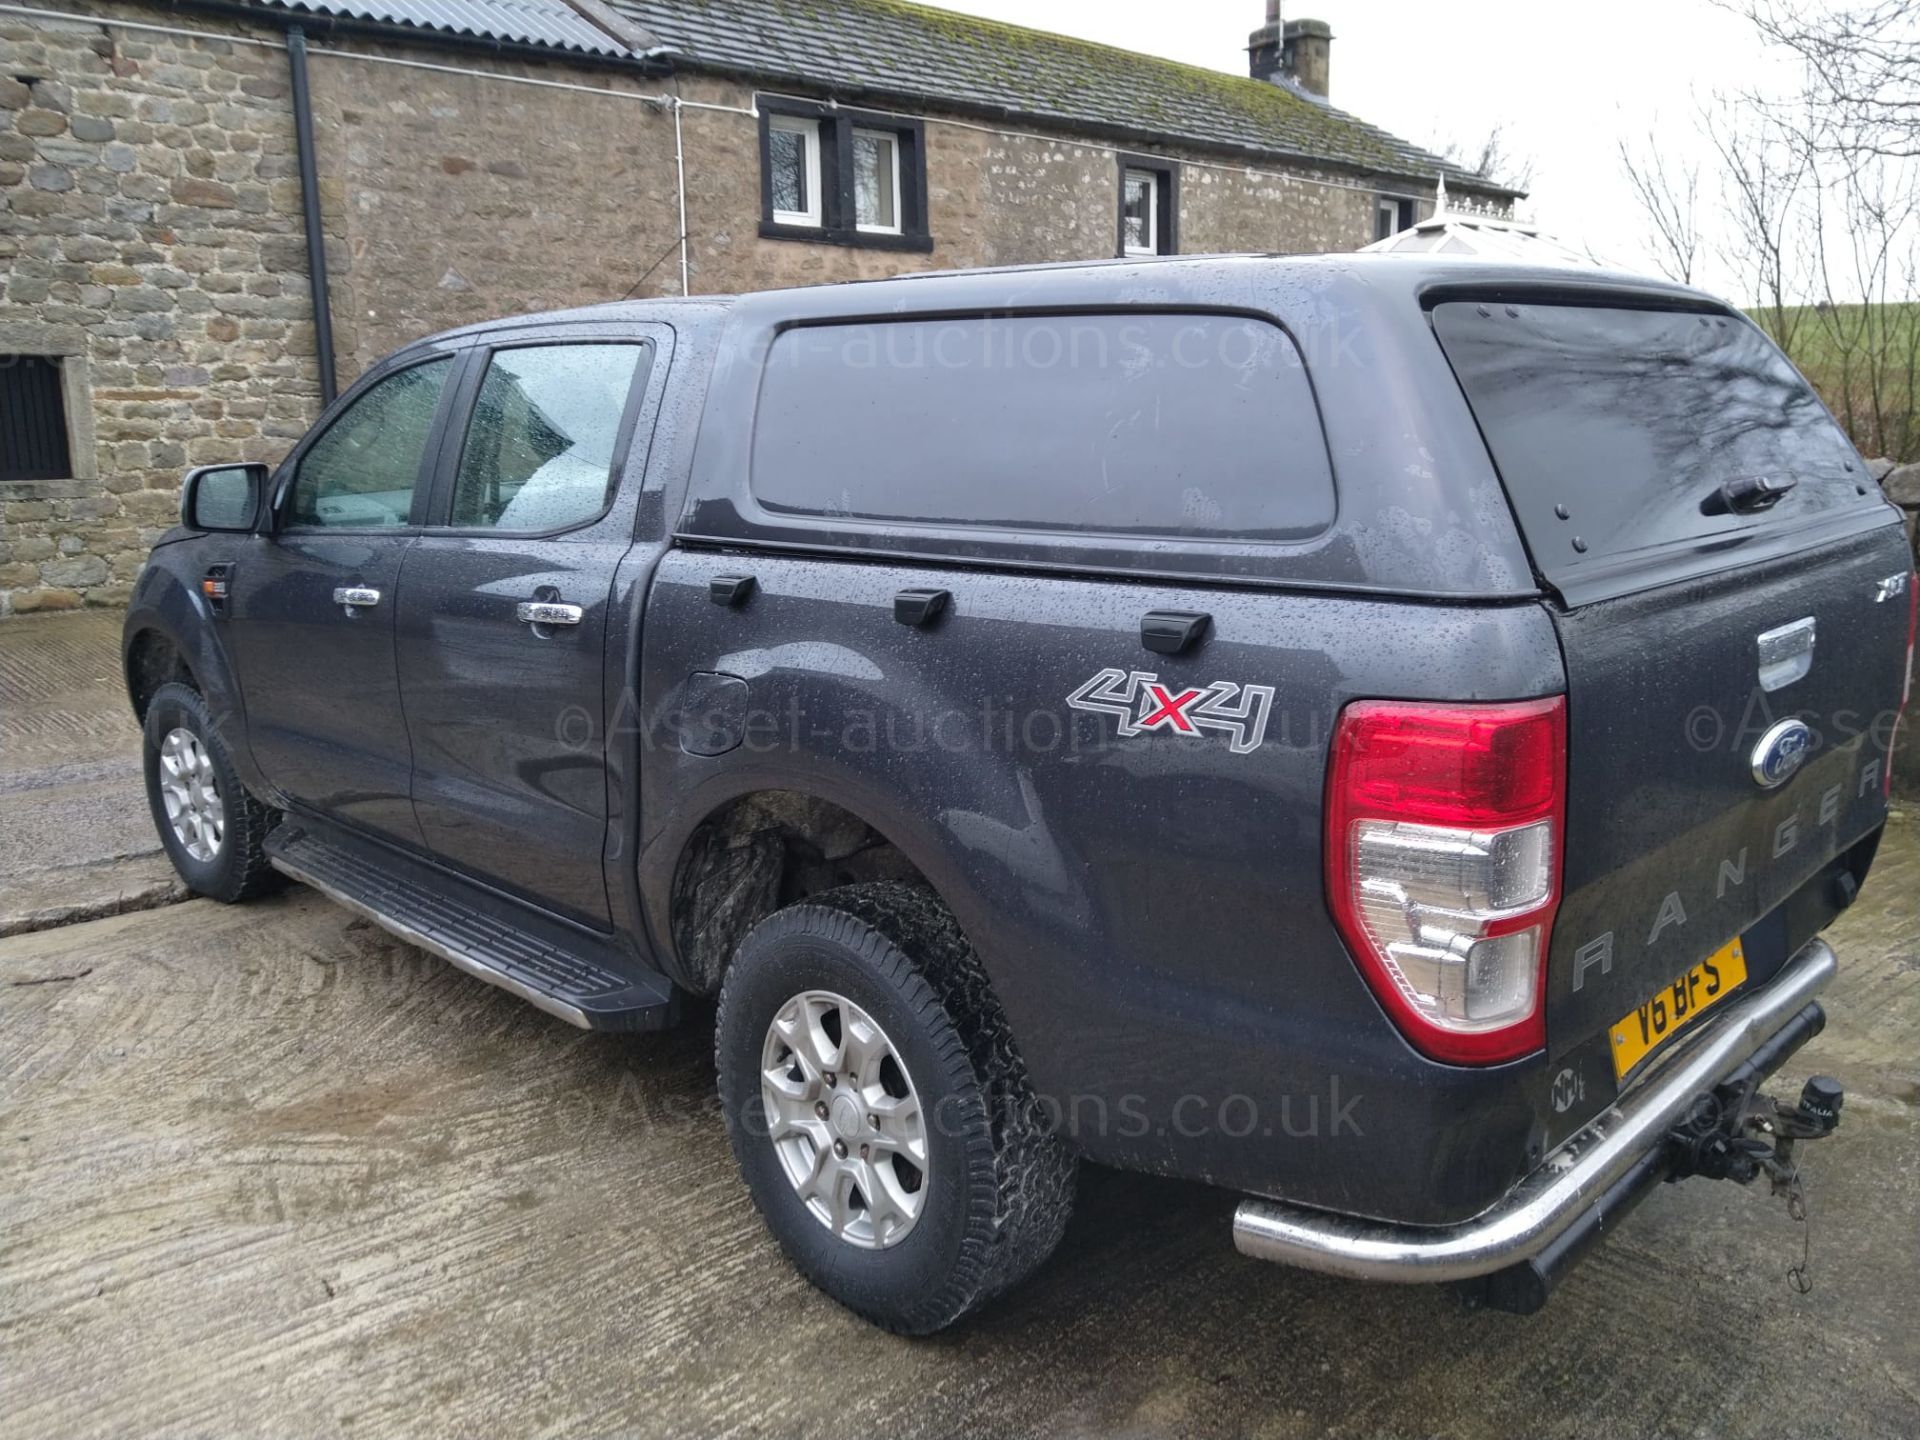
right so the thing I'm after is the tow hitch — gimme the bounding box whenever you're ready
[1668,1072,1844,1293]
[1668,1073,1843,1187]
[1457,987,1844,1315]
[1238,947,1845,1317]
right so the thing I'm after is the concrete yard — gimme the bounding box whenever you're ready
[3,837,1917,1437]
[0,610,183,937]
[2,612,1918,1439]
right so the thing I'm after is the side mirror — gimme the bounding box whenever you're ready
[180,463,268,532]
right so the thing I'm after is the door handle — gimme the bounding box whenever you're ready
[333,586,380,612]
[517,600,584,628]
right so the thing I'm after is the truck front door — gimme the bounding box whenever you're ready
[227,352,463,849]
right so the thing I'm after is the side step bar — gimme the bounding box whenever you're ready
[1232,938,1837,1287]
[268,823,677,1032]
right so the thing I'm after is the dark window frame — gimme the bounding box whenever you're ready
[0,354,75,483]
[1115,153,1179,258]
[1429,296,1871,603]
[1375,196,1416,241]
[757,96,933,253]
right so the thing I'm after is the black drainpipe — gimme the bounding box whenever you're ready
[285,26,338,406]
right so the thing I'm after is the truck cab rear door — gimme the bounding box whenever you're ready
[396,329,665,930]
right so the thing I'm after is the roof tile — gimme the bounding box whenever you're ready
[240,0,1510,194]
[615,0,1511,193]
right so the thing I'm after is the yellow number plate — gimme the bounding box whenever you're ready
[1610,938,1748,1081]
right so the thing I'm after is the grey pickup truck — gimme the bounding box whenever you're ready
[124,255,1915,1333]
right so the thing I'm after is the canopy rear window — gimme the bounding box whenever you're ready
[1431,301,1876,601]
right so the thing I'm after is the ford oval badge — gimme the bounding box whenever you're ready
[1750,717,1814,789]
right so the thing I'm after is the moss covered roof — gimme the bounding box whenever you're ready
[615,0,1514,194]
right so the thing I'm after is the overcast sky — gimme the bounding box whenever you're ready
[935,0,1793,298]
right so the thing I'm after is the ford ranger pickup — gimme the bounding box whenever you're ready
[123,255,1918,1332]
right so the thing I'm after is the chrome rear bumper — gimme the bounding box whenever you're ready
[1232,938,1837,1284]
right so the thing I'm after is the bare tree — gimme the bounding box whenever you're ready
[1723,1,1919,158]
[1438,123,1535,192]
[1702,95,1815,356]
[1711,0,1920,460]
[1803,140,1920,455]
[1618,130,1704,283]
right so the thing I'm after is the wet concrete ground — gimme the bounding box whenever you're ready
[0,610,183,935]
[4,809,1917,1437]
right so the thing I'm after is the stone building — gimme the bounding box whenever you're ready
[0,0,1519,613]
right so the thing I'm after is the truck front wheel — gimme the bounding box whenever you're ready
[141,682,280,904]
[715,881,1075,1334]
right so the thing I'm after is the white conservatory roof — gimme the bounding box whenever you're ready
[1362,186,1606,266]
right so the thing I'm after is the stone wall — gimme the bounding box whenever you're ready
[1,3,321,612]
[306,42,680,376]
[1,3,1451,614]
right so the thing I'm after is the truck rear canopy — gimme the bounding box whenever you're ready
[1431,300,1883,606]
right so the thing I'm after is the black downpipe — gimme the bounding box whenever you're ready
[285,27,338,407]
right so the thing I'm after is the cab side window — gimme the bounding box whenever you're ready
[748,313,1333,543]
[447,344,647,532]
[288,358,452,529]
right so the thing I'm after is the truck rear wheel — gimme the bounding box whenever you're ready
[715,880,1075,1333]
[142,682,280,904]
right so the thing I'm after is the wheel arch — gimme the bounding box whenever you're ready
[122,558,267,797]
[125,625,196,722]
[658,785,948,996]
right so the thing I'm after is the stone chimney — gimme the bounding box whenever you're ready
[1282,18,1332,98]
[1248,2,1284,82]
[1247,5,1333,100]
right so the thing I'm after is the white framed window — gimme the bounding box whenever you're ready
[1376,197,1414,240]
[768,114,822,228]
[1122,168,1158,256]
[758,100,929,250]
[853,127,901,234]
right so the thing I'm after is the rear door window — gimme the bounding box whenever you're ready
[447,343,648,532]
[748,312,1333,543]
[1431,301,1875,597]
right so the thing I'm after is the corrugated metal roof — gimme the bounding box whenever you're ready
[255,0,640,57]
[614,0,1514,194]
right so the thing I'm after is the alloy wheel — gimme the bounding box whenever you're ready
[158,726,225,863]
[760,989,930,1249]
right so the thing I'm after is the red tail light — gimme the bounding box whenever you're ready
[1325,697,1567,1065]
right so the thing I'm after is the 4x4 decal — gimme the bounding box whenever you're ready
[1065,668,1275,754]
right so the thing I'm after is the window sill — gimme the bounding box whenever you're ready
[0,476,90,500]
[758,220,934,254]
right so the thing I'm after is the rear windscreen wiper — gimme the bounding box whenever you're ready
[1703,473,1799,516]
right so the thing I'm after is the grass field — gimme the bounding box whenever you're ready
[1750,301,1919,462]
